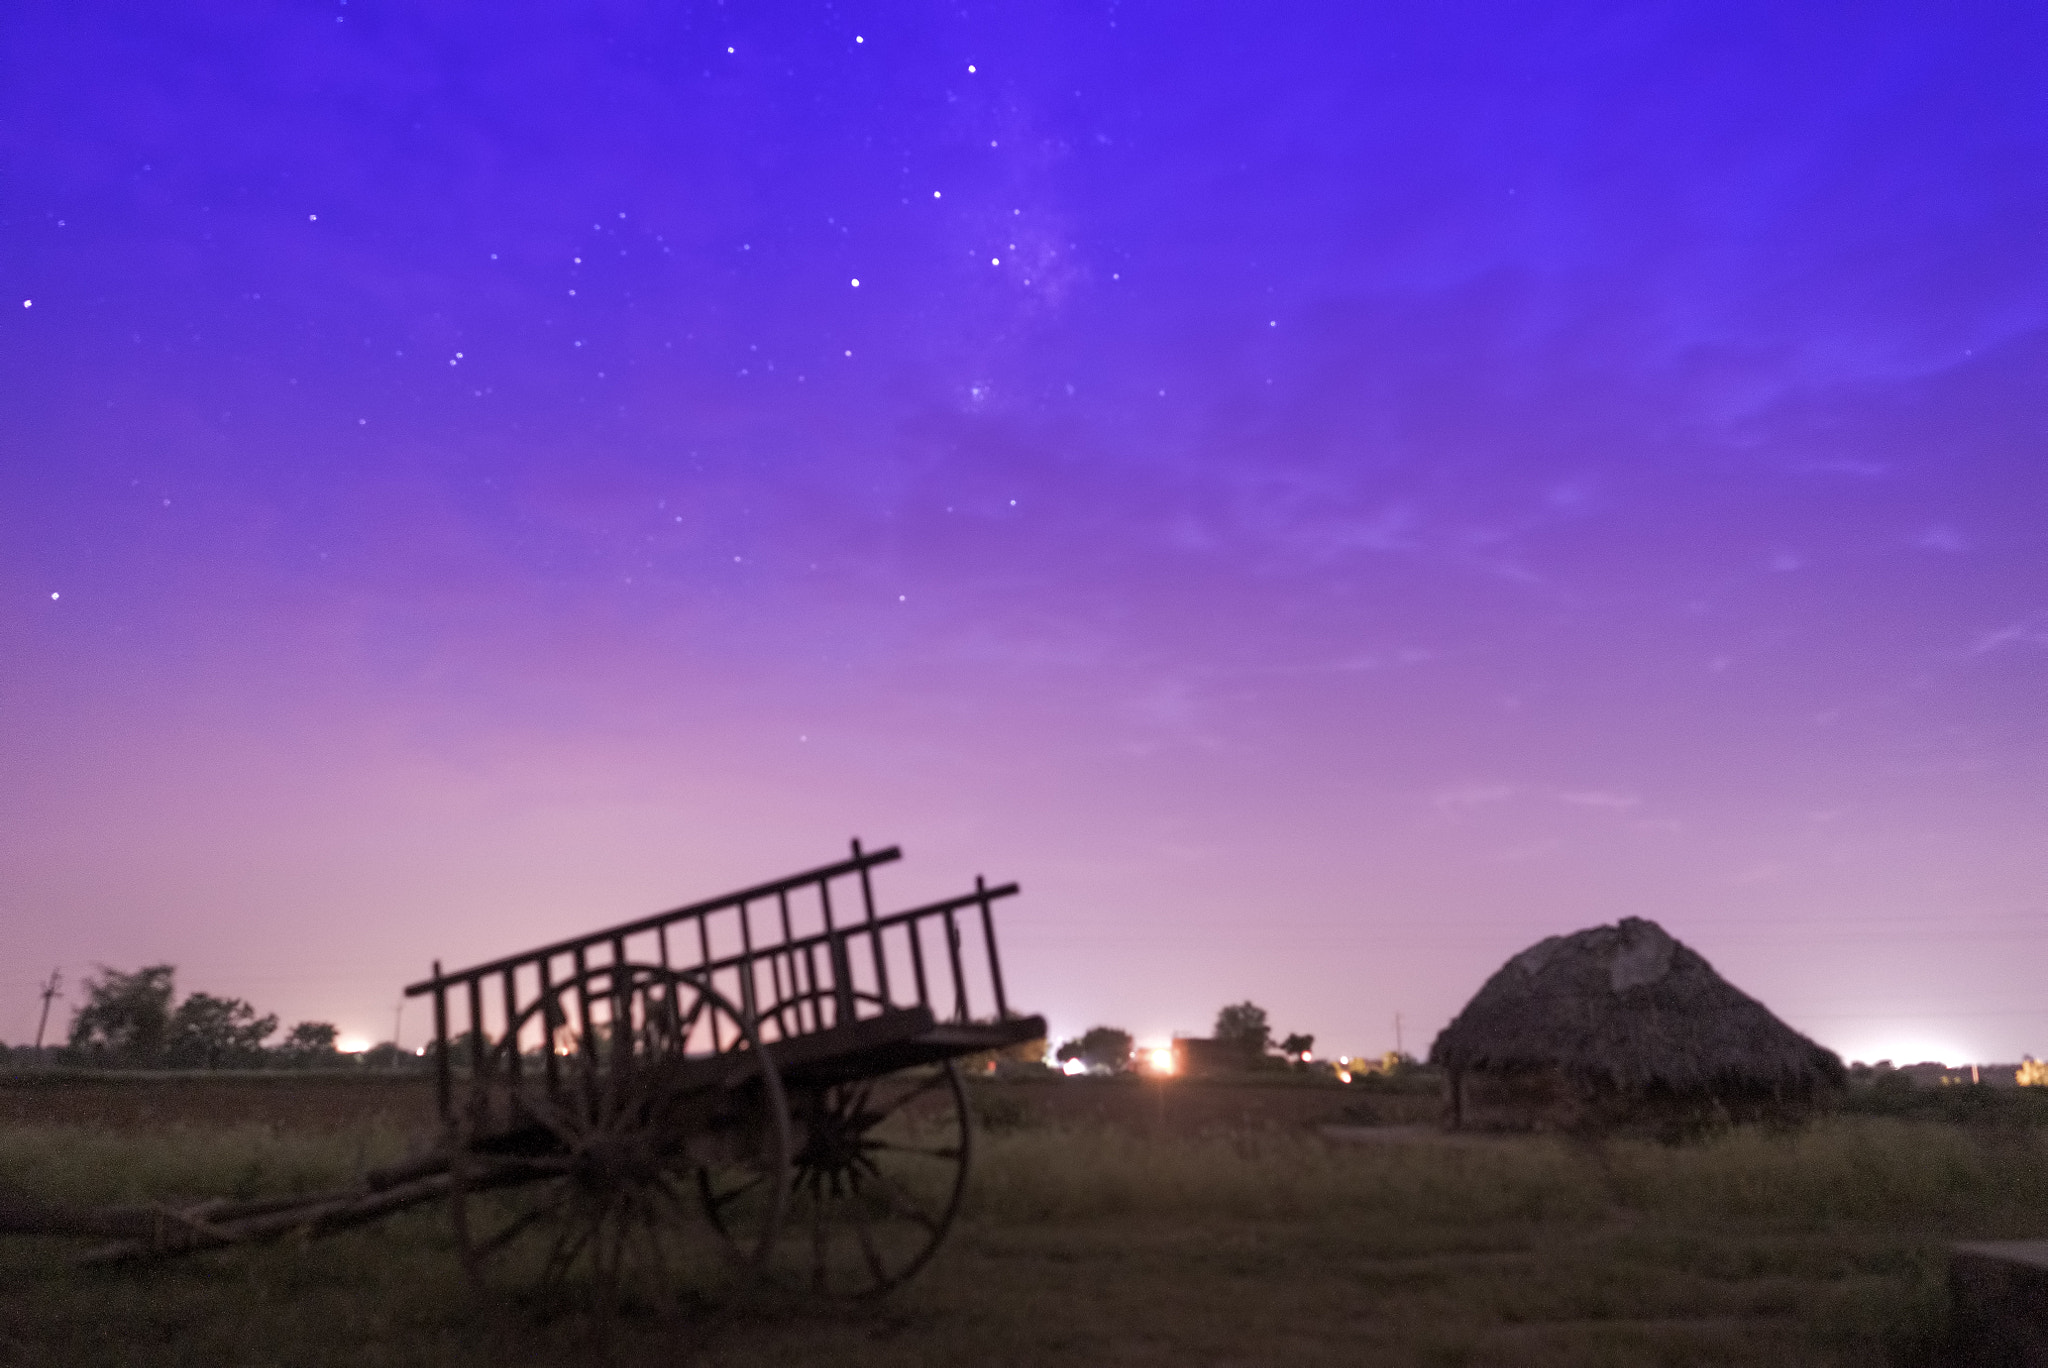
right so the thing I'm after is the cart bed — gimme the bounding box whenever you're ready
[406,841,1041,1126]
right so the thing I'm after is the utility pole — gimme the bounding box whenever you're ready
[32,969,63,1052]
[392,1000,404,1071]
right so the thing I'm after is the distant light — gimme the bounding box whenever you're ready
[1147,1047,1175,1075]
[967,64,977,73]
[21,299,30,308]
[1061,1058,1088,1077]
[855,35,864,43]
[726,45,734,53]
[50,591,59,600]
[991,256,1000,265]
[933,190,942,198]
[336,1036,370,1054]
[851,277,861,287]
[308,213,317,221]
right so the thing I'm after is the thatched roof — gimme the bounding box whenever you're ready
[1429,917,1844,1096]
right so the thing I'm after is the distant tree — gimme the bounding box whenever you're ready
[1002,1035,1048,1064]
[1213,1001,1271,1057]
[284,1021,339,1051]
[1280,1032,1315,1061]
[428,1029,492,1069]
[1057,1026,1134,1073]
[68,965,177,1064]
[360,1042,410,1071]
[276,1021,341,1066]
[165,992,278,1068]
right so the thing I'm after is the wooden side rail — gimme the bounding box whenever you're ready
[403,840,902,996]
[400,842,1025,1126]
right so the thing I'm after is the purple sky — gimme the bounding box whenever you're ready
[4,4,2044,1066]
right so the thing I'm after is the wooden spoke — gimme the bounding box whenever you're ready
[448,966,791,1313]
[731,1060,974,1299]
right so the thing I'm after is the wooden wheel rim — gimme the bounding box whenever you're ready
[448,966,791,1307]
[777,1059,974,1298]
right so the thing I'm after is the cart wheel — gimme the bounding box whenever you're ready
[757,1060,974,1298]
[449,966,790,1311]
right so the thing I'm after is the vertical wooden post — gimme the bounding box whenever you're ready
[500,969,521,1084]
[854,838,891,1004]
[943,909,968,1023]
[538,954,559,1094]
[431,962,451,1125]
[976,876,1009,1020]
[907,915,931,1010]
[464,975,488,1131]
[734,899,757,1026]
[821,878,855,1025]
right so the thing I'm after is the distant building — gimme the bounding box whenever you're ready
[1170,1036,1262,1078]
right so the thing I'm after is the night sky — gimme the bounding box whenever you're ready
[5,4,2044,1066]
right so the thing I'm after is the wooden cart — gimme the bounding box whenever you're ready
[1,841,1045,1307]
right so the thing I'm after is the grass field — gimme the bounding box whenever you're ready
[2,1078,2045,1366]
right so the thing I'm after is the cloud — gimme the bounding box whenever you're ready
[1432,781,1516,814]
[1336,646,1436,673]
[1972,613,2048,654]
[1794,458,1890,478]
[1493,837,1563,862]
[1557,789,1641,811]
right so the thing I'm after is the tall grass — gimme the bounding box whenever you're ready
[0,1122,412,1209]
[965,1117,2048,1234]
[2,1114,2040,1365]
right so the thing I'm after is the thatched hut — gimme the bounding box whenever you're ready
[1429,917,1844,1132]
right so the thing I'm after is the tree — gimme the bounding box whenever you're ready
[277,1021,340,1065]
[360,1042,412,1071]
[68,964,176,1064]
[1213,1001,1271,1057]
[1057,1026,1134,1073]
[1280,1032,1315,1061]
[165,992,278,1068]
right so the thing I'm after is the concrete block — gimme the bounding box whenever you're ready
[1951,1241,2048,1367]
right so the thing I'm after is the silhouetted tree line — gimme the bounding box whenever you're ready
[1054,1000,1320,1074]
[23,964,379,1071]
